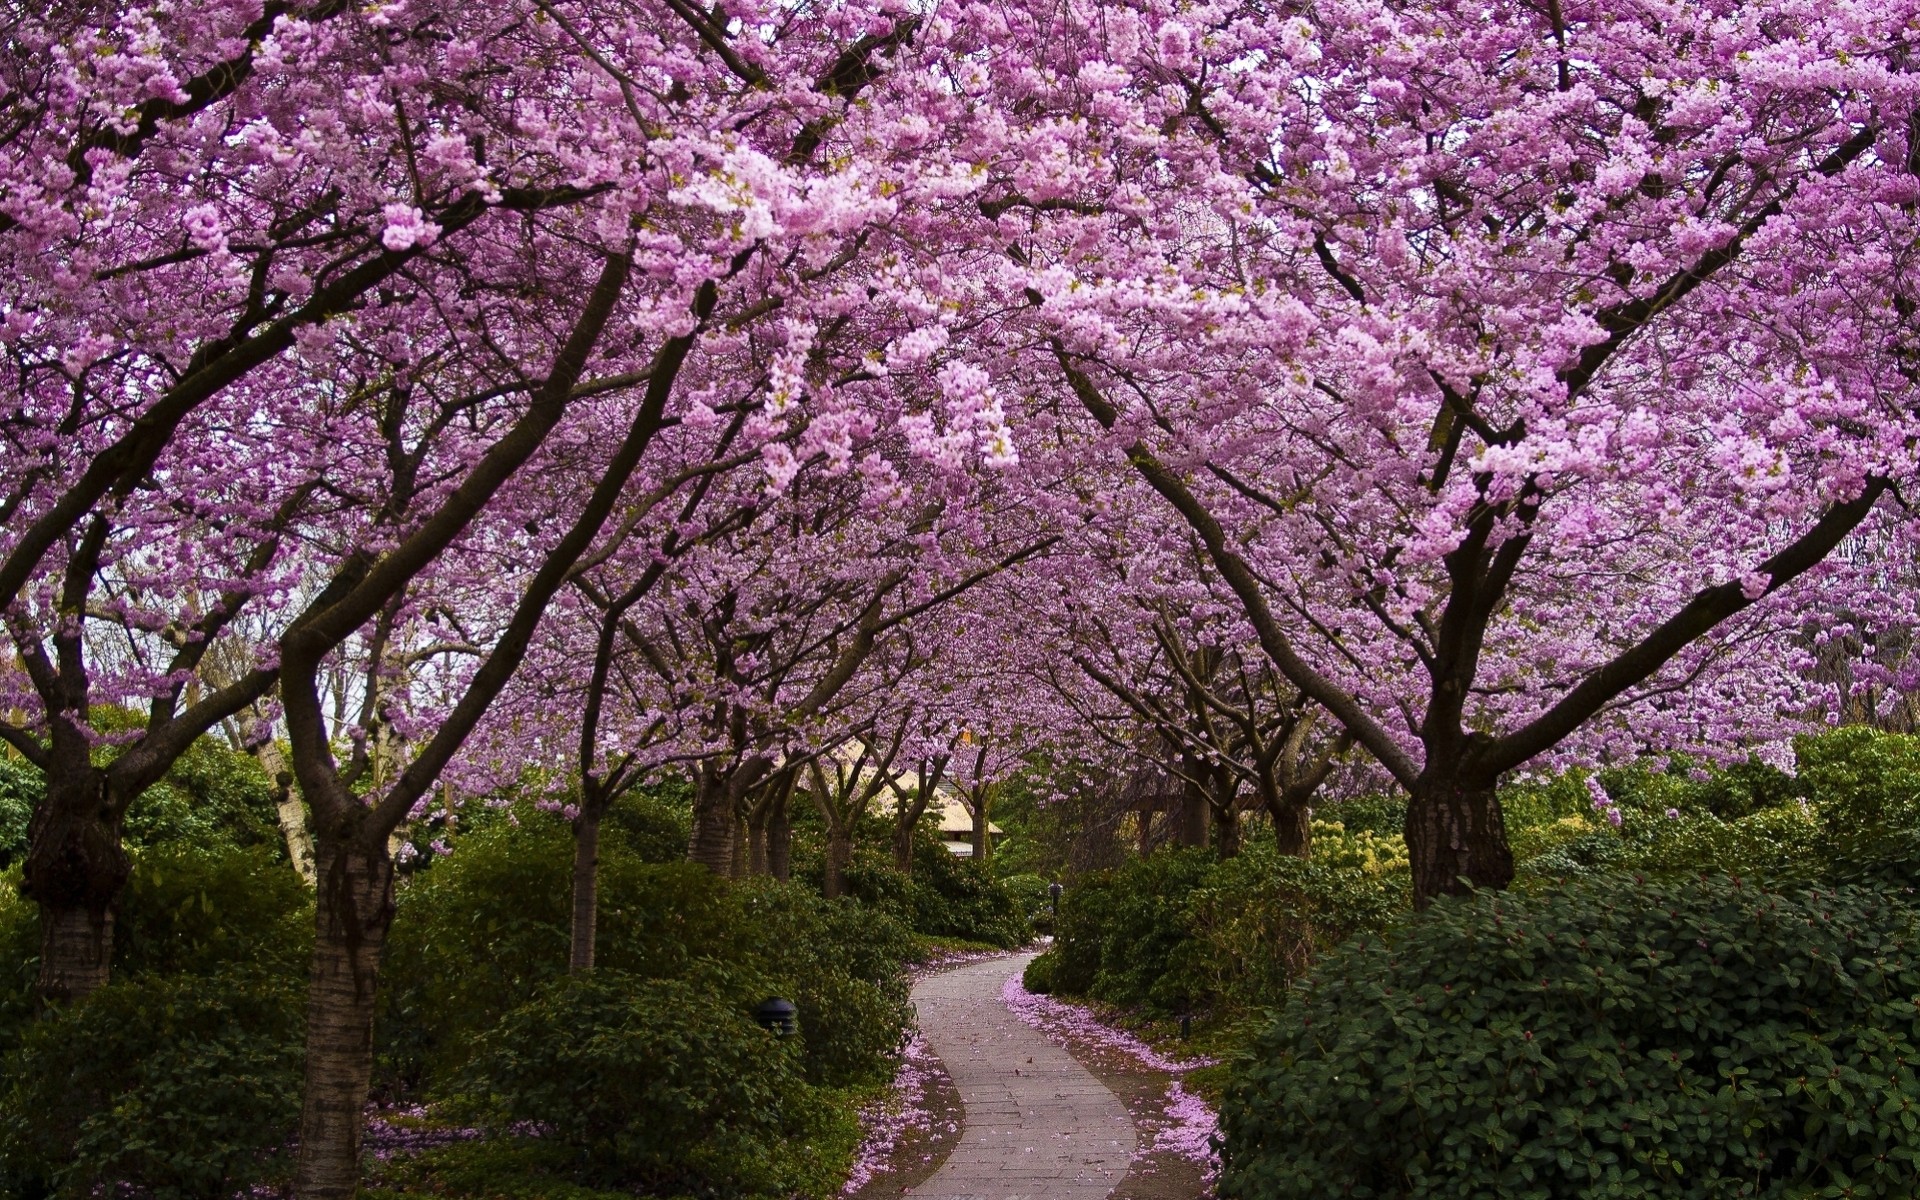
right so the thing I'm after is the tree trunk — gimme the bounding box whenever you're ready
[747,805,769,876]
[730,813,748,879]
[294,840,396,1200]
[891,817,915,875]
[970,795,991,863]
[1175,780,1209,849]
[1211,797,1241,859]
[254,740,317,885]
[1406,774,1513,908]
[21,773,129,1003]
[569,810,601,973]
[768,788,791,882]
[1269,796,1311,859]
[823,824,854,899]
[687,770,735,875]
[1136,805,1155,856]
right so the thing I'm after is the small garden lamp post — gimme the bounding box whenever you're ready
[1048,881,1062,918]
[754,997,798,1038]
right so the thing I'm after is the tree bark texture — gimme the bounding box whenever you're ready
[823,826,854,899]
[767,789,792,882]
[970,795,992,863]
[1406,775,1514,907]
[254,739,317,884]
[21,773,128,1002]
[688,771,736,875]
[747,805,769,876]
[294,841,396,1200]
[891,818,916,874]
[1269,797,1312,859]
[1211,798,1241,859]
[569,810,601,972]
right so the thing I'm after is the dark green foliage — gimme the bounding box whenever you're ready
[602,778,696,863]
[0,733,282,867]
[1797,726,1920,889]
[0,758,35,870]
[0,966,304,1200]
[0,869,37,1055]
[1220,874,1920,1200]
[117,732,284,855]
[1044,843,1405,1017]
[114,843,312,979]
[380,805,914,1096]
[1321,793,1408,838]
[999,872,1056,935]
[457,969,820,1194]
[833,827,1032,948]
[1065,848,1217,1013]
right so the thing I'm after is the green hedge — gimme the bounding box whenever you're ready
[1220,873,1920,1199]
[1034,836,1407,1016]
[380,805,915,1095]
[0,966,304,1200]
[457,969,828,1195]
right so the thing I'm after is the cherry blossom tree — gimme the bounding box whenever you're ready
[937,0,1920,905]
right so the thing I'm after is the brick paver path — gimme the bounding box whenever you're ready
[909,952,1135,1200]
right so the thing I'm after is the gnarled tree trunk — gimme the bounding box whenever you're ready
[22,772,128,1003]
[294,837,396,1200]
[1406,772,1513,907]
[1269,796,1311,858]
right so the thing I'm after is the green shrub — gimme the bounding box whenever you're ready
[380,809,914,1093]
[0,966,303,1200]
[0,870,36,1054]
[115,843,312,979]
[1022,948,1058,994]
[1049,839,1407,1017]
[119,735,284,855]
[732,878,914,1088]
[1000,872,1056,934]
[456,969,819,1194]
[0,758,35,870]
[1190,843,1407,1012]
[602,779,696,863]
[1220,873,1920,1200]
[829,830,1031,948]
[1798,726,1920,889]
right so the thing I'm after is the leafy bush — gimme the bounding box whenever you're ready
[1046,838,1407,1017]
[1798,726,1920,889]
[999,872,1056,935]
[381,807,914,1093]
[456,969,827,1195]
[0,870,37,1055]
[1189,840,1407,1013]
[115,843,312,979]
[827,828,1032,948]
[0,758,35,870]
[1220,873,1920,1200]
[0,966,303,1200]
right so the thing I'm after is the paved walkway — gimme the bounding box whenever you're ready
[909,952,1135,1200]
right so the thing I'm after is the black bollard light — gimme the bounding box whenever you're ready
[1048,880,1062,918]
[754,997,798,1038]
[1180,1014,1192,1041]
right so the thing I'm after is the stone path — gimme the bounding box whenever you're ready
[908,952,1135,1200]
